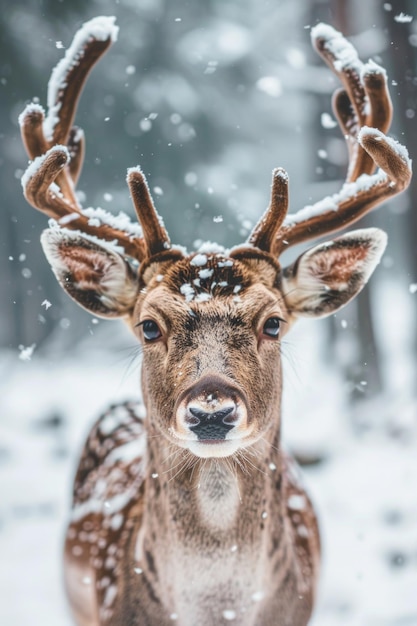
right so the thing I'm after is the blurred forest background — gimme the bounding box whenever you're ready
[1,0,417,624]
[1,0,416,401]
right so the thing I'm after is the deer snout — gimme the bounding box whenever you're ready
[187,405,236,441]
[174,375,249,444]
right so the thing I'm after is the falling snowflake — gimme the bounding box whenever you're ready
[19,344,36,361]
[394,12,413,23]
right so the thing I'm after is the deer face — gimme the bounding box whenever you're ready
[41,226,387,459]
[133,253,287,459]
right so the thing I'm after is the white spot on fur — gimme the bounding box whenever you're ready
[110,513,124,531]
[288,494,306,511]
[297,524,310,538]
[103,584,117,607]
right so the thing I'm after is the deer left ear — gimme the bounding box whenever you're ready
[41,226,139,318]
[282,228,387,318]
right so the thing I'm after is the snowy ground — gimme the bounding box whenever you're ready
[0,314,416,625]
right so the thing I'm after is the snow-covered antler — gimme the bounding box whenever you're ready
[19,16,171,263]
[250,23,412,257]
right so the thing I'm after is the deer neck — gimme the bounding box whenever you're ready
[139,401,284,547]
[132,407,285,623]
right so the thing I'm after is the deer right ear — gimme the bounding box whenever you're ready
[41,227,139,318]
[281,228,387,318]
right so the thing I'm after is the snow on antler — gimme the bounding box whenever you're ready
[44,16,119,141]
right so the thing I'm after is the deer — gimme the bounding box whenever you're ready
[19,16,411,626]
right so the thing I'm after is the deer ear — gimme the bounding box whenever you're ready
[281,228,387,318]
[41,227,139,318]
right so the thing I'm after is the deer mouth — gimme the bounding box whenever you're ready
[186,438,244,459]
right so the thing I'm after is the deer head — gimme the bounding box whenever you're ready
[20,18,411,460]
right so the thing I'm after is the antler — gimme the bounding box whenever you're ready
[250,23,412,257]
[20,16,170,263]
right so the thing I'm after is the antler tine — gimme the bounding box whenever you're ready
[20,16,153,264]
[248,168,289,253]
[312,24,392,181]
[127,168,171,257]
[19,105,49,159]
[273,23,411,256]
[22,147,146,260]
[274,129,411,253]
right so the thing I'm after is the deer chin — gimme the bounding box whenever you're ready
[186,439,242,459]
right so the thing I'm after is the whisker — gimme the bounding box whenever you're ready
[233,452,249,476]
[238,449,269,478]
[163,451,189,478]
[259,435,281,456]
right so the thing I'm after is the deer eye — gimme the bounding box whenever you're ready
[262,317,281,338]
[142,320,162,341]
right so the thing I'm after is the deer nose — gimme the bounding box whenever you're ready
[175,374,249,442]
[187,406,236,440]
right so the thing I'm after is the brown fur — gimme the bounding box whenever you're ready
[63,251,323,626]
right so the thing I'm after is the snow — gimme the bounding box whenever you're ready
[321,112,337,129]
[194,293,212,303]
[18,343,36,361]
[20,145,70,190]
[222,609,237,620]
[190,253,208,266]
[180,283,195,302]
[198,268,214,279]
[394,13,413,23]
[361,59,387,81]
[283,171,386,226]
[311,23,362,75]
[81,206,143,238]
[58,212,80,225]
[44,16,119,141]
[18,102,45,127]
[359,126,411,167]
[197,241,227,255]
[251,591,264,602]
[256,76,282,98]
[46,219,126,257]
